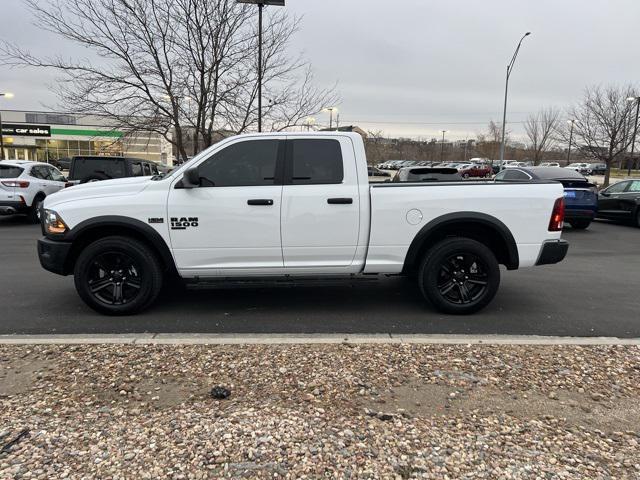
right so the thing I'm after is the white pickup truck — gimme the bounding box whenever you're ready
[38,132,568,316]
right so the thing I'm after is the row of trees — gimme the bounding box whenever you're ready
[1,0,338,161]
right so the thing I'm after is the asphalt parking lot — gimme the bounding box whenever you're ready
[0,215,638,337]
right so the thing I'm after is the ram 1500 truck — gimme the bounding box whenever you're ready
[37,132,569,316]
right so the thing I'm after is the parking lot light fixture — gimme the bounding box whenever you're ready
[440,130,447,162]
[499,32,532,166]
[626,96,640,175]
[323,107,338,129]
[0,92,15,160]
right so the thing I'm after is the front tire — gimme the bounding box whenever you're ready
[74,236,163,315]
[418,238,500,315]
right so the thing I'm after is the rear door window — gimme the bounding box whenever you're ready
[131,162,143,176]
[288,139,343,185]
[627,180,640,192]
[143,163,152,176]
[0,165,24,178]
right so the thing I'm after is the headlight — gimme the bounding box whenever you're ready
[44,209,68,235]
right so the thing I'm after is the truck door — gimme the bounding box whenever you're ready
[281,137,361,268]
[167,138,285,273]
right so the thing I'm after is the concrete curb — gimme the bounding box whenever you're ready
[0,333,639,345]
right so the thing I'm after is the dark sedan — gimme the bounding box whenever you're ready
[596,179,640,227]
[495,166,598,229]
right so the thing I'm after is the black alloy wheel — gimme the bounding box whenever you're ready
[418,238,500,315]
[74,236,163,315]
[436,253,489,305]
[87,251,143,306]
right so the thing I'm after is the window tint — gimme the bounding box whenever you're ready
[143,163,151,176]
[503,169,531,181]
[605,181,629,194]
[494,170,507,181]
[30,166,46,179]
[48,166,66,182]
[131,162,142,176]
[627,180,640,192]
[71,158,126,180]
[197,139,280,187]
[290,139,343,185]
[150,163,159,175]
[0,165,23,178]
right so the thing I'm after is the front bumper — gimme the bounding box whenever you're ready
[536,240,569,266]
[37,237,73,275]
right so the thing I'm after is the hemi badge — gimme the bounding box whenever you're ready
[148,218,164,224]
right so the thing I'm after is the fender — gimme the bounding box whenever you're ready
[403,211,520,271]
[63,215,177,275]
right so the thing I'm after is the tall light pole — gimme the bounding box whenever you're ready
[0,92,15,161]
[237,0,285,133]
[499,32,532,166]
[440,130,447,162]
[627,96,640,175]
[566,119,575,165]
[324,107,337,130]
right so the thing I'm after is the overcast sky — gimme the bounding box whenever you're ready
[1,0,640,140]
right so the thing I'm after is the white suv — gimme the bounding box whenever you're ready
[0,161,69,223]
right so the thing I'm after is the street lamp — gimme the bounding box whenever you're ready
[304,117,316,132]
[0,92,15,161]
[499,32,532,166]
[627,96,640,175]
[237,0,285,133]
[324,107,338,130]
[566,119,575,164]
[440,130,447,162]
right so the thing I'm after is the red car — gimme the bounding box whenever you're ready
[459,163,493,178]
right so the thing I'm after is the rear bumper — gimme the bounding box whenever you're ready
[0,200,28,215]
[536,240,569,266]
[37,237,73,275]
[564,208,596,220]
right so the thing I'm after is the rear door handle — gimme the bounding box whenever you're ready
[247,199,274,206]
[327,198,353,205]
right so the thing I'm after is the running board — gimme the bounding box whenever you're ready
[185,275,382,289]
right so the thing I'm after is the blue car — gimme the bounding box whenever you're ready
[494,166,598,229]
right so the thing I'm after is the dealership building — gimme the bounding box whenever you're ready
[0,110,173,165]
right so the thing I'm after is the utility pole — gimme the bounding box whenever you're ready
[566,119,575,165]
[440,130,447,163]
[627,96,640,175]
[237,0,285,132]
[0,92,15,160]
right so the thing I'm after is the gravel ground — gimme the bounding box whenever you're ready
[1,344,639,479]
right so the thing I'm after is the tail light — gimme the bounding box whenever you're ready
[548,197,565,231]
[64,182,74,188]
[1,180,30,188]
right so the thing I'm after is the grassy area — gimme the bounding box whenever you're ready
[610,168,640,177]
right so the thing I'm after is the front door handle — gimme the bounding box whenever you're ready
[247,199,274,206]
[327,198,353,205]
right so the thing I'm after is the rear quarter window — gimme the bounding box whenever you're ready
[0,165,24,178]
[289,139,343,185]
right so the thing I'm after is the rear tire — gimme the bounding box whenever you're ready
[418,238,500,315]
[569,220,591,230]
[74,236,163,315]
[28,196,44,224]
[635,208,640,228]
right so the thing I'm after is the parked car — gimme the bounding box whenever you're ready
[38,132,568,316]
[495,166,598,229]
[458,163,493,178]
[392,167,462,182]
[0,161,70,223]
[68,156,161,184]
[596,179,640,227]
[540,162,560,167]
[586,163,607,175]
[384,160,407,170]
[53,157,72,171]
[368,166,390,177]
[565,162,589,174]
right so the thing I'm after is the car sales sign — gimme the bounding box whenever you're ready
[1,124,51,137]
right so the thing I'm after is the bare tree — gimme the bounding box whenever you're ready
[476,121,507,163]
[524,107,561,165]
[0,0,338,161]
[569,85,637,186]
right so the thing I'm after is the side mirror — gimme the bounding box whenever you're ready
[178,167,200,189]
[600,191,610,197]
